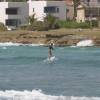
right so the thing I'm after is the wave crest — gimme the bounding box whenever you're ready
[0,42,44,46]
[0,90,99,100]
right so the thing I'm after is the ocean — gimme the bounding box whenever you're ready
[0,43,100,100]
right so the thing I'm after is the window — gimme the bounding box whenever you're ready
[66,9,69,12]
[6,8,18,15]
[44,6,59,13]
[6,19,18,26]
[85,7,100,17]
[57,8,59,13]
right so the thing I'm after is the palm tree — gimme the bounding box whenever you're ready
[28,14,36,25]
[44,14,57,29]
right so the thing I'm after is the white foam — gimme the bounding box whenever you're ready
[0,90,99,100]
[70,45,77,48]
[0,42,21,46]
[47,56,56,61]
[44,56,58,63]
[0,42,45,47]
[76,40,94,47]
[28,43,45,46]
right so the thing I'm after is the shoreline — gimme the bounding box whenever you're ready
[0,42,97,48]
[0,28,100,46]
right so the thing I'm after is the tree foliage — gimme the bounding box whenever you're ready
[44,14,57,29]
[20,14,59,31]
[28,14,36,25]
[0,22,7,31]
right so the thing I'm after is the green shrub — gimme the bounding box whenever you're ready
[77,22,90,28]
[23,14,60,31]
[18,24,29,30]
[85,20,98,28]
[58,20,90,28]
[26,21,49,31]
[33,21,49,31]
[90,20,98,27]
[26,25,35,31]
[0,23,7,31]
[44,14,59,29]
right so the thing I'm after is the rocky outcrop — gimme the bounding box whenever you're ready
[0,29,100,46]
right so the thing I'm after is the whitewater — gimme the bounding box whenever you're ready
[0,90,99,100]
[0,42,100,100]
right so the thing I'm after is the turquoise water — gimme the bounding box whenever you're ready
[0,45,100,99]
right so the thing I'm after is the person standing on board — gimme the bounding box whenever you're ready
[48,42,54,59]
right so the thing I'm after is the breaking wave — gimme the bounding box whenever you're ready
[0,90,99,100]
[0,42,45,46]
[76,40,94,47]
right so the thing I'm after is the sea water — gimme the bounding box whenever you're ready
[0,44,100,99]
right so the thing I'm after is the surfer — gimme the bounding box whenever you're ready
[48,42,54,59]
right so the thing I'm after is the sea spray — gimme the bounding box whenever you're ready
[0,90,99,100]
[0,42,45,47]
[76,40,94,47]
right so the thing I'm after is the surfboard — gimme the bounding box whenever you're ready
[47,56,56,62]
[44,56,56,62]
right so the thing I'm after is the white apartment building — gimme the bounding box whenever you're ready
[28,0,67,21]
[0,2,29,29]
[0,0,67,29]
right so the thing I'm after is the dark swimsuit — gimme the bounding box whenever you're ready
[49,45,53,50]
[48,44,53,57]
[49,43,53,50]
